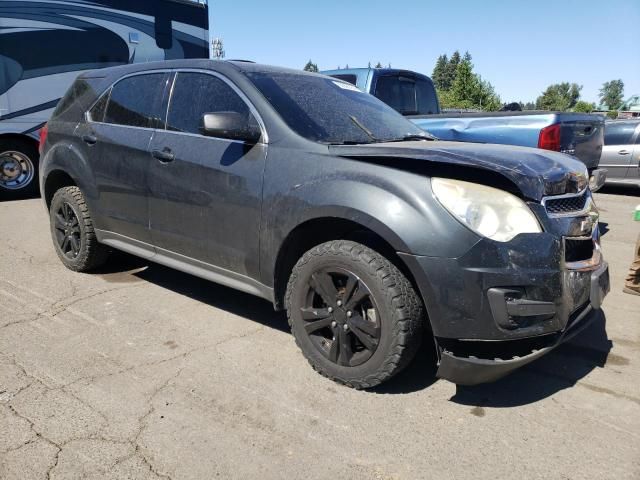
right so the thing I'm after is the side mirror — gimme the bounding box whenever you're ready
[199,112,261,143]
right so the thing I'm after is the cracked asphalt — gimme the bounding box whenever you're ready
[1,187,639,480]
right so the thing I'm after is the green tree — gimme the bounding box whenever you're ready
[573,101,596,113]
[375,62,383,68]
[303,60,318,72]
[599,80,624,110]
[448,56,501,111]
[535,83,582,111]
[442,50,461,91]
[432,54,449,90]
[523,101,536,110]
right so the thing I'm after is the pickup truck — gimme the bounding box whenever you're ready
[40,60,609,388]
[322,67,607,190]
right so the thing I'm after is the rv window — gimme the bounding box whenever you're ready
[104,74,168,128]
[155,14,173,49]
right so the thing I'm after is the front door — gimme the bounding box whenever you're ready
[83,72,170,245]
[147,71,266,277]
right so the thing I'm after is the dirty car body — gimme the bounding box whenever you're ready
[40,60,610,386]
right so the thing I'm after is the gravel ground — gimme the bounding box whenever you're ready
[1,187,639,480]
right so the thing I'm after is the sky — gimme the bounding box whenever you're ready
[208,0,640,105]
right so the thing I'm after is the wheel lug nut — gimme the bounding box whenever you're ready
[347,311,352,317]
[331,321,337,328]
[328,307,333,313]
[337,300,342,307]
[343,324,349,331]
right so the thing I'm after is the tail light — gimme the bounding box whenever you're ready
[38,123,49,154]
[538,123,561,151]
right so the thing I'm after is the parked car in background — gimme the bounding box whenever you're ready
[0,0,210,200]
[322,67,607,191]
[600,120,640,186]
[40,61,609,388]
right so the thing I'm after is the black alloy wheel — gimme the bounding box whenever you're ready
[286,240,425,389]
[49,186,109,271]
[301,267,381,367]
[53,201,82,259]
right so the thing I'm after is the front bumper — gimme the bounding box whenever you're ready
[437,262,609,385]
[398,219,610,385]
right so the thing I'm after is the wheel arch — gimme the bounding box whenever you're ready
[43,169,77,209]
[271,214,421,314]
[0,133,40,150]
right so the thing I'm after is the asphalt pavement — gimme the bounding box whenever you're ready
[1,187,639,480]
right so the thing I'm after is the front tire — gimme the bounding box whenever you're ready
[49,186,109,272]
[286,240,424,389]
[0,138,39,199]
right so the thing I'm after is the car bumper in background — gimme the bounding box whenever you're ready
[589,168,607,192]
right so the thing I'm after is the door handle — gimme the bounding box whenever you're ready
[618,149,630,155]
[82,134,97,145]
[152,148,175,163]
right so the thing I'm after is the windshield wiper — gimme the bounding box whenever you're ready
[348,115,381,142]
[390,133,438,142]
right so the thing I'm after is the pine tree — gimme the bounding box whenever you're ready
[443,50,461,90]
[303,60,319,72]
[375,62,383,68]
[432,54,448,90]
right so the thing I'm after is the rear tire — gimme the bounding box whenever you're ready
[0,138,39,199]
[49,186,109,272]
[285,240,424,389]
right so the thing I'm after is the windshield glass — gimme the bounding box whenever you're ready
[246,72,427,144]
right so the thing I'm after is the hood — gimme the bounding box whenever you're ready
[329,141,589,201]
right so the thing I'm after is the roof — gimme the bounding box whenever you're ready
[620,95,640,112]
[79,59,325,82]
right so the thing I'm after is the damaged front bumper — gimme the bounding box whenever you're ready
[398,208,610,386]
[437,261,609,385]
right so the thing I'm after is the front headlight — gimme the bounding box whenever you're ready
[431,178,542,242]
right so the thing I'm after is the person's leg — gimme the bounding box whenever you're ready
[623,233,640,296]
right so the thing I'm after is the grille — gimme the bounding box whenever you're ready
[565,238,593,263]
[545,191,588,215]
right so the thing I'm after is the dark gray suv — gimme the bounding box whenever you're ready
[39,60,609,389]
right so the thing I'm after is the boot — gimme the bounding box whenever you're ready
[623,234,640,296]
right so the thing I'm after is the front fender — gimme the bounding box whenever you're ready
[260,154,480,286]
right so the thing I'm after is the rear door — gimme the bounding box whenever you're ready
[147,71,266,277]
[84,71,170,246]
[601,122,638,181]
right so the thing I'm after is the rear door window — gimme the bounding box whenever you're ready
[104,73,169,128]
[331,74,357,86]
[166,72,255,135]
[604,122,637,146]
[374,75,438,115]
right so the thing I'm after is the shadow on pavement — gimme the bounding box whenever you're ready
[93,250,289,333]
[450,310,613,407]
[598,184,640,197]
[92,251,614,402]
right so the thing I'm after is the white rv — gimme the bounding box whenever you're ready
[0,0,210,199]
